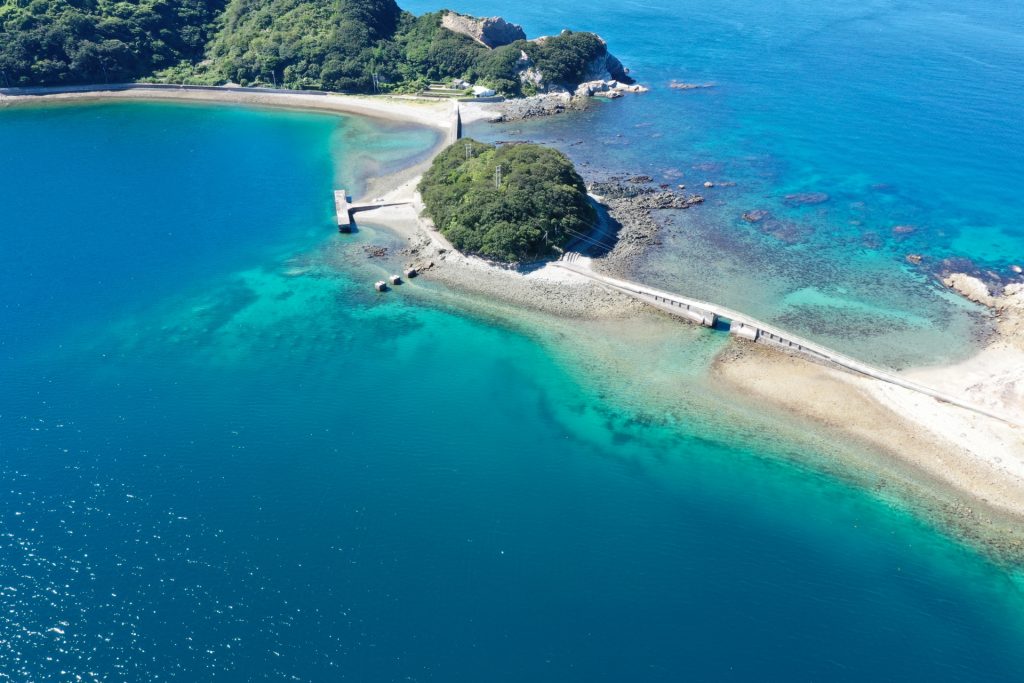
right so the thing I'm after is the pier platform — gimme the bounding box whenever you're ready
[335,190,351,232]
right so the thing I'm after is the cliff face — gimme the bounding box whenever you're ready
[437,14,634,95]
[577,48,632,85]
[441,11,526,48]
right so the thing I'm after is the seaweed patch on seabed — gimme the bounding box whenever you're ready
[774,305,917,338]
[756,218,816,245]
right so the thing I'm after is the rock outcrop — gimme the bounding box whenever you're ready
[441,11,526,48]
[531,32,633,87]
[439,16,641,114]
[944,275,1024,350]
[669,81,716,90]
[943,273,997,307]
[484,92,577,121]
[587,179,704,271]
[574,79,648,99]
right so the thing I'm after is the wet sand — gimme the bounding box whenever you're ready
[0,84,456,133]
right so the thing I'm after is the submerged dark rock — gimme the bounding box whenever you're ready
[861,231,882,249]
[669,81,716,90]
[783,192,830,206]
[362,245,389,259]
[742,209,771,223]
[759,219,813,245]
[931,257,1008,289]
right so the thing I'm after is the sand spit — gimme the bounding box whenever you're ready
[355,149,1024,540]
[357,174,644,319]
[9,85,1024,555]
[710,277,1024,557]
[364,180,1024,555]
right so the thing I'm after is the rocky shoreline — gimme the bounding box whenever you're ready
[586,179,704,274]
[486,93,581,121]
[470,77,649,122]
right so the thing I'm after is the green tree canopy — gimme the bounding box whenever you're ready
[0,0,624,93]
[419,139,596,263]
[0,0,225,86]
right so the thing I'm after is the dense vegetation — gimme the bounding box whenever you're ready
[203,0,404,91]
[0,0,225,86]
[0,0,619,94]
[419,139,596,263]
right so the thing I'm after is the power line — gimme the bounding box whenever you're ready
[563,227,616,254]
[566,223,614,247]
[564,225,617,251]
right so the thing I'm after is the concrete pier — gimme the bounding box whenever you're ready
[451,102,462,143]
[554,253,1022,427]
[335,190,351,232]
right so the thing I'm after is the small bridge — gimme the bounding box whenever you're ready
[555,252,1021,427]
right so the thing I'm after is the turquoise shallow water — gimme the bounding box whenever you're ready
[407,0,1024,368]
[3,102,1024,680]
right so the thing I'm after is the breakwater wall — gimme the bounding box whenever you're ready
[555,253,1022,428]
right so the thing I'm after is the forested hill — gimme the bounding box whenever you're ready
[0,0,225,86]
[206,0,403,91]
[0,0,630,95]
[418,139,597,263]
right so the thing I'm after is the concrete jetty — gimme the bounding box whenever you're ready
[334,190,351,232]
[333,191,414,232]
[451,102,462,143]
[555,252,1022,428]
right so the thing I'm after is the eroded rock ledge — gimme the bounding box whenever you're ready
[944,274,1024,348]
[441,11,526,48]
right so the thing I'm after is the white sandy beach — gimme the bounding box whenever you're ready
[0,83,457,133]
[712,279,1024,538]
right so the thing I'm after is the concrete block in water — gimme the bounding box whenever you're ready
[730,323,760,341]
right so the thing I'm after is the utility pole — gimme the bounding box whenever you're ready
[465,142,472,160]
[495,164,502,189]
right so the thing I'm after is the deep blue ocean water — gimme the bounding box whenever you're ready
[3,1,1024,676]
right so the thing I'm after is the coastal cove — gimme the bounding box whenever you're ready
[3,95,1024,680]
